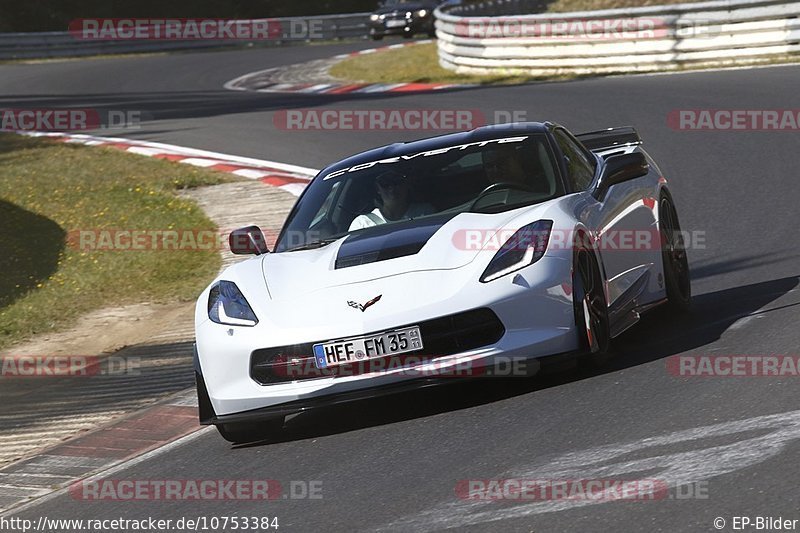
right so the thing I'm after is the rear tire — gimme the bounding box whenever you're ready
[216,418,284,444]
[659,193,692,312]
[573,246,610,362]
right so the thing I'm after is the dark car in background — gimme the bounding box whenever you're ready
[369,0,442,40]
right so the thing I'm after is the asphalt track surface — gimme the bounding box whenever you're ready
[3,42,800,531]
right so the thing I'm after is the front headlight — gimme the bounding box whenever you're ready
[370,14,380,21]
[417,9,428,17]
[480,220,553,283]
[208,281,258,326]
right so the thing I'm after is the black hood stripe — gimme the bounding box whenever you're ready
[335,213,455,269]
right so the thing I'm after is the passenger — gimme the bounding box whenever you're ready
[482,144,531,186]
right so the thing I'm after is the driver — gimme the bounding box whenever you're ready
[349,170,434,230]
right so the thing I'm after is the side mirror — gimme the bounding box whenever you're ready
[595,152,649,198]
[229,226,269,255]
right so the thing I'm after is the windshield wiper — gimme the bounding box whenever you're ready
[287,237,342,252]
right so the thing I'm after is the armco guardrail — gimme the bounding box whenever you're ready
[0,14,370,60]
[434,0,800,75]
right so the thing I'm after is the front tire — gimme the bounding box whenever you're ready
[659,193,691,312]
[573,246,610,359]
[216,418,284,444]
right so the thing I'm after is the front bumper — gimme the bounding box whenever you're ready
[196,346,579,425]
[196,255,579,420]
[199,374,443,424]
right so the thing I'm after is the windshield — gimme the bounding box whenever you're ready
[382,0,419,6]
[275,134,563,252]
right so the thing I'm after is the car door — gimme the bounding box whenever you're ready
[552,128,657,309]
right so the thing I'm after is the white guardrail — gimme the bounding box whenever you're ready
[434,0,800,75]
[0,13,370,60]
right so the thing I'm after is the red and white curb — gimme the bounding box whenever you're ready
[240,81,470,95]
[224,40,474,95]
[20,132,318,196]
[0,390,211,515]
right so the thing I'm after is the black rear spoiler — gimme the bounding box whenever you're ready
[575,126,641,152]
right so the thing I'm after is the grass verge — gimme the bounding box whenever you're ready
[329,42,550,85]
[0,133,231,349]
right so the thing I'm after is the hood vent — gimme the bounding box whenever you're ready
[335,214,453,270]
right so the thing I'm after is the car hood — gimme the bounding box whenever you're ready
[261,210,528,301]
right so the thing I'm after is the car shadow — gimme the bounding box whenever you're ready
[233,275,800,448]
[0,199,66,310]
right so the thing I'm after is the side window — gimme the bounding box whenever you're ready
[553,130,596,191]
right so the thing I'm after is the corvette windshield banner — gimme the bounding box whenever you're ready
[322,136,529,181]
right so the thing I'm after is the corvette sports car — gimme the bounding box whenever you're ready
[194,122,691,443]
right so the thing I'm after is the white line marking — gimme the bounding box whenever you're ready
[125,146,165,156]
[178,157,226,167]
[299,84,334,93]
[0,485,50,495]
[0,473,74,479]
[265,83,295,91]
[355,84,404,93]
[231,168,272,179]
[380,408,800,531]
[223,67,279,91]
[729,313,766,330]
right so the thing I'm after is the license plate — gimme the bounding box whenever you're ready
[386,20,406,28]
[313,326,423,369]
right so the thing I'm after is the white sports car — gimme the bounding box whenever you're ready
[194,122,691,443]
